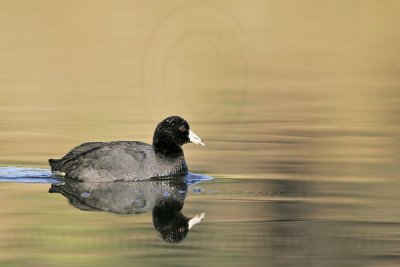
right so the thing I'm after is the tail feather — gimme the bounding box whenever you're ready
[48,159,60,172]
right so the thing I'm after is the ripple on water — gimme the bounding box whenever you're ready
[0,167,213,186]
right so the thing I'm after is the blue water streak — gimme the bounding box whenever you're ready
[0,167,213,186]
[0,167,63,184]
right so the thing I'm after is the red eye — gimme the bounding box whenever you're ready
[179,125,186,132]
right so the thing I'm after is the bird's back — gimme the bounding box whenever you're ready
[49,141,187,181]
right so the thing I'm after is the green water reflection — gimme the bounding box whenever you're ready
[0,178,399,267]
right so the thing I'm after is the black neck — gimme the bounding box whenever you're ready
[153,139,183,158]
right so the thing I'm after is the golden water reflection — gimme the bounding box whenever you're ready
[1,1,399,182]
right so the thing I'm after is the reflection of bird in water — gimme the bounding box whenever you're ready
[49,177,205,243]
[152,187,204,243]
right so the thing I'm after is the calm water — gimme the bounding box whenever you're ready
[1,1,400,266]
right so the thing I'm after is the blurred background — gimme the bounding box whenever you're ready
[0,1,400,266]
[1,0,399,180]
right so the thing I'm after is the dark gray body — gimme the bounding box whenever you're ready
[49,141,188,182]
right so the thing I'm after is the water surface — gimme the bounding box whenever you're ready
[1,1,400,266]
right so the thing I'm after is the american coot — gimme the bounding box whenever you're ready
[49,116,205,182]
